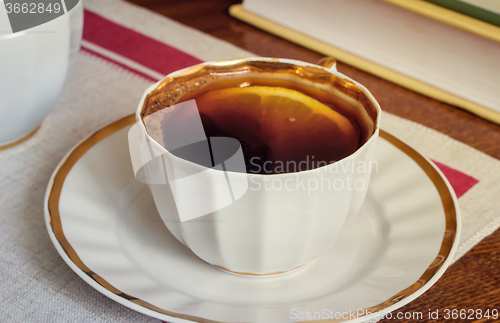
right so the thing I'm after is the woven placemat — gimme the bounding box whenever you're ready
[1,0,498,321]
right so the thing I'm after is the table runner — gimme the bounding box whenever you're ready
[1,0,499,321]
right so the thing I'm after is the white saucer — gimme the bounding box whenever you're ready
[45,115,460,323]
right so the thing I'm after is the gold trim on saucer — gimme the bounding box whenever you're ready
[213,264,303,277]
[358,130,457,317]
[46,115,221,323]
[46,116,458,323]
[0,125,40,151]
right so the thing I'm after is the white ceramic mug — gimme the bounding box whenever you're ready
[0,1,83,147]
[132,58,381,275]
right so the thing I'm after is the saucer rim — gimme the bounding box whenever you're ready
[44,114,460,323]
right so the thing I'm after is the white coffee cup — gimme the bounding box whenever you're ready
[131,58,381,276]
[0,1,83,147]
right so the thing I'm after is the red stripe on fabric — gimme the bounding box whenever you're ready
[81,47,158,83]
[432,160,479,198]
[83,10,202,76]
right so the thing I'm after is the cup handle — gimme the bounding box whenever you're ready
[316,57,337,72]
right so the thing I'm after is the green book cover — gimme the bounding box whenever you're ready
[424,0,500,27]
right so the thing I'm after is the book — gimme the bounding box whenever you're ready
[230,0,500,125]
[424,0,500,27]
[385,0,500,41]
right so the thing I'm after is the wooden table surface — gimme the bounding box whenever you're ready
[126,1,500,321]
